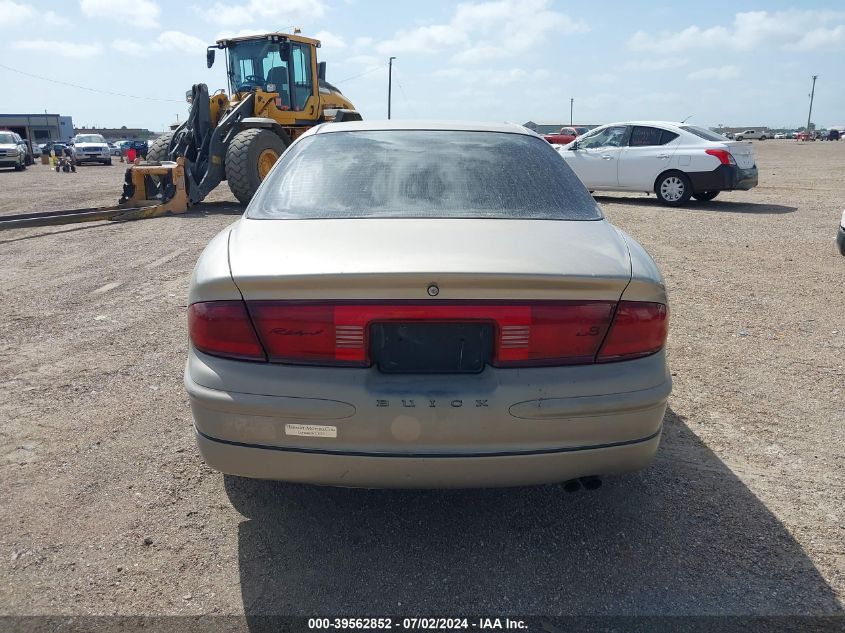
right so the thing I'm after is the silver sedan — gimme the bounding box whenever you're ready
[185,121,671,488]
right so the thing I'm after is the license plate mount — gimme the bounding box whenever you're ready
[370,322,493,374]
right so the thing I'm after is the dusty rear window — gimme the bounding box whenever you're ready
[248,130,601,220]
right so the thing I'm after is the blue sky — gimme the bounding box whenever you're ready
[1,0,843,132]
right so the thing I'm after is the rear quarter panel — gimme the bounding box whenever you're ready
[189,225,242,304]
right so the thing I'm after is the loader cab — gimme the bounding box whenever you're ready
[218,34,319,117]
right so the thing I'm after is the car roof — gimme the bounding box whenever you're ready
[312,120,538,136]
[598,121,692,129]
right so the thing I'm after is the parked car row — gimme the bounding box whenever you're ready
[1,134,160,172]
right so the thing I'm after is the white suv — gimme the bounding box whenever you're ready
[71,133,112,165]
[734,129,768,141]
[557,121,758,205]
[0,131,28,171]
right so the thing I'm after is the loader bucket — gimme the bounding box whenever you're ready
[118,157,191,219]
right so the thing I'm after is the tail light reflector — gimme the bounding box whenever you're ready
[189,300,668,368]
[247,301,617,367]
[494,302,615,366]
[188,301,266,361]
[705,148,736,165]
[597,301,668,362]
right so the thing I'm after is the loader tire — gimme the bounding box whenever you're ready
[226,128,288,205]
[147,132,174,163]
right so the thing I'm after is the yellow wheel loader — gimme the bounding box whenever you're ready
[148,31,361,205]
[0,31,359,231]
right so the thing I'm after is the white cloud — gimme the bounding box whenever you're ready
[431,66,549,87]
[790,24,845,51]
[80,0,160,28]
[620,58,689,72]
[214,28,267,40]
[203,0,327,27]
[687,65,741,81]
[0,0,33,24]
[314,30,346,50]
[629,9,845,53]
[112,31,206,57]
[376,0,586,64]
[451,44,508,65]
[156,31,206,53]
[378,24,469,55]
[0,1,70,26]
[12,39,103,58]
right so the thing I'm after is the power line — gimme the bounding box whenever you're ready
[392,69,417,118]
[0,62,184,103]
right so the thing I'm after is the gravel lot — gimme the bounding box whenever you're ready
[1,142,843,619]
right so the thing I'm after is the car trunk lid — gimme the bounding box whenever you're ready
[228,218,632,302]
[722,141,756,169]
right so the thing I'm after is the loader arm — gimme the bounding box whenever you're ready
[163,84,255,204]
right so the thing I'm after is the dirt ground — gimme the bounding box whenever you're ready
[1,142,843,620]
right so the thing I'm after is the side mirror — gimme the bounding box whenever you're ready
[279,41,291,58]
[318,61,326,81]
[569,140,580,150]
[206,48,215,68]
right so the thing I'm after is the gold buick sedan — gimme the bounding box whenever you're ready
[185,121,671,488]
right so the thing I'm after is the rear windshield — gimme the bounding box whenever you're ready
[680,126,729,142]
[248,130,601,220]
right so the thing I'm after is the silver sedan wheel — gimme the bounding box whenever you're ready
[660,176,686,202]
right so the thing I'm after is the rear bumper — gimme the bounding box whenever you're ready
[194,426,662,488]
[687,164,758,192]
[185,348,671,487]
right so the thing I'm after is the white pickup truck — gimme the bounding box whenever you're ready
[734,129,769,141]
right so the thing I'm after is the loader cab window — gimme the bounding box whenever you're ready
[263,51,290,108]
[291,43,313,111]
[229,39,289,104]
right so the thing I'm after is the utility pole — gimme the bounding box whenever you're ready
[388,56,396,119]
[806,74,818,132]
[570,98,574,125]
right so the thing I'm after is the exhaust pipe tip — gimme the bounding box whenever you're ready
[562,479,581,493]
[579,476,602,491]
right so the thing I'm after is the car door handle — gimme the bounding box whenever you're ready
[600,155,614,160]
[657,154,670,159]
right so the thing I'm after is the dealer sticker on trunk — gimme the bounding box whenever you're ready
[284,424,337,438]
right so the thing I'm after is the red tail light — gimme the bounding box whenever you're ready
[189,300,668,367]
[705,148,736,165]
[247,301,617,367]
[597,301,668,362]
[495,302,615,366]
[188,301,266,361]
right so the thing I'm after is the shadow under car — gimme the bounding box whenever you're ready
[226,407,842,618]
